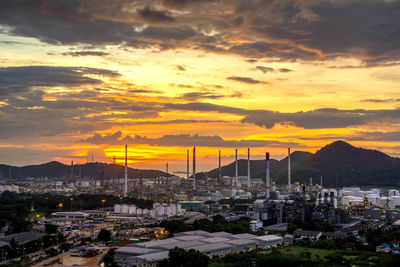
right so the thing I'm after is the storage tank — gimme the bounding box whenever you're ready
[114,204,122,213]
[378,197,395,209]
[142,208,149,215]
[165,206,172,217]
[170,204,176,216]
[366,194,378,205]
[176,204,182,215]
[389,189,399,197]
[149,209,156,219]
[391,196,400,206]
[153,203,160,209]
[156,205,165,217]
[136,208,142,216]
[121,204,129,214]
[128,205,136,215]
[328,189,338,197]
[371,188,380,196]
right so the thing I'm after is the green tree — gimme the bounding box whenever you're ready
[98,229,112,244]
[45,223,58,234]
[159,247,209,267]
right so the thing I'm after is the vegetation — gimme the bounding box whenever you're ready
[0,191,152,234]
[98,229,112,243]
[102,248,120,267]
[209,246,400,267]
[287,219,335,234]
[159,247,209,267]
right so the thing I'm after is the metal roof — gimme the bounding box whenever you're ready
[0,231,46,245]
[187,242,233,253]
[200,237,231,243]
[174,235,206,242]
[231,233,258,239]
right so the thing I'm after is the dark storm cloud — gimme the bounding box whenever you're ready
[166,102,400,129]
[227,76,264,84]
[0,66,119,97]
[81,131,298,148]
[62,51,109,57]
[138,6,175,23]
[256,66,274,73]
[1,0,400,64]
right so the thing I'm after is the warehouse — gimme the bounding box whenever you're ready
[115,230,282,266]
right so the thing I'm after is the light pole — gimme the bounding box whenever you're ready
[70,198,73,211]
[101,199,106,210]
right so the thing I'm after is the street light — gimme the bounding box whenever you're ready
[58,203,63,211]
[101,199,106,210]
[70,198,74,211]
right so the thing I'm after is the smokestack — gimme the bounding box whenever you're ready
[247,148,250,187]
[235,149,238,187]
[187,149,189,180]
[266,152,270,199]
[166,162,169,184]
[124,144,128,197]
[218,150,222,182]
[320,176,323,188]
[288,148,291,189]
[70,160,74,183]
[193,146,196,189]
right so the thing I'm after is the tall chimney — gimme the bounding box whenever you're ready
[247,148,250,187]
[70,160,74,183]
[235,149,238,187]
[320,176,323,187]
[124,144,128,197]
[288,148,291,189]
[266,152,270,199]
[193,146,196,189]
[218,150,222,183]
[187,149,189,179]
[166,162,169,184]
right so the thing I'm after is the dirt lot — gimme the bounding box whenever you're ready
[32,250,105,267]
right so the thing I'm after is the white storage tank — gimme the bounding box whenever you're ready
[366,194,378,205]
[128,205,136,215]
[329,189,338,197]
[149,209,156,219]
[136,208,142,216]
[153,203,160,209]
[378,197,395,209]
[176,204,182,215]
[156,206,165,217]
[165,206,172,217]
[121,204,129,214]
[388,189,399,197]
[391,196,400,206]
[371,188,380,196]
[114,204,122,213]
[170,204,176,216]
[143,208,149,215]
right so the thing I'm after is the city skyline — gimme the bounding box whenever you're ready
[1,0,400,171]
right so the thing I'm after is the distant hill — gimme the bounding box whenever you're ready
[0,161,168,180]
[204,141,400,186]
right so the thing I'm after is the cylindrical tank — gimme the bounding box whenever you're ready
[371,188,380,196]
[142,208,149,215]
[328,189,338,197]
[391,196,400,206]
[149,209,156,218]
[136,208,142,216]
[153,203,160,209]
[121,204,129,214]
[156,206,165,217]
[170,204,176,216]
[165,206,172,217]
[128,205,136,215]
[366,194,378,205]
[176,204,182,215]
[389,189,399,197]
[114,204,122,213]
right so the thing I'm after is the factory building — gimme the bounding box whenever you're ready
[115,230,282,267]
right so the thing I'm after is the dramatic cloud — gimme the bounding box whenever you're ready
[166,102,400,129]
[137,6,175,23]
[227,76,264,84]
[81,132,298,148]
[62,51,109,57]
[256,66,274,73]
[0,66,119,98]
[1,0,399,64]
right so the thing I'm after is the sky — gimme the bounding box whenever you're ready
[1,0,400,173]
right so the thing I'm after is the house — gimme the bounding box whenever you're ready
[293,229,322,240]
[376,243,391,253]
[344,242,356,250]
[323,231,347,239]
[283,234,294,246]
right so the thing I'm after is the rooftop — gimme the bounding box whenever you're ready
[0,231,46,245]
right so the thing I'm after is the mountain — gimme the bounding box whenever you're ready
[0,161,168,180]
[205,141,400,186]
